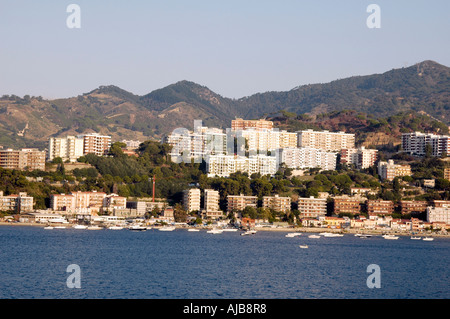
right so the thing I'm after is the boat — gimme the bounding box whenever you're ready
[222,228,238,232]
[359,234,372,238]
[54,226,67,229]
[187,228,200,232]
[108,225,124,230]
[323,233,344,237]
[384,235,399,240]
[410,236,421,240]
[423,237,434,241]
[44,226,54,230]
[159,226,176,231]
[87,225,102,230]
[129,225,147,231]
[240,230,257,236]
[308,234,321,239]
[72,225,88,229]
[207,228,223,234]
[286,232,302,238]
[299,245,309,249]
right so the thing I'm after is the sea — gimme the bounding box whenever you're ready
[0,226,448,299]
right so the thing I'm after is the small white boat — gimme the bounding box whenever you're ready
[299,245,309,249]
[410,236,421,240]
[188,228,200,232]
[72,225,88,229]
[240,230,257,236]
[87,225,102,230]
[286,232,302,238]
[159,226,176,231]
[308,235,321,239]
[222,228,238,232]
[207,228,223,234]
[423,237,434,241]
[384,235,399,240]
[54,226,67,229]
[108,226,123,230]
[359,234,372,238]
[323,233,344,237]
[44,226,54,230]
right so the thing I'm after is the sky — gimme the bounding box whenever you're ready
[0,0,449,99]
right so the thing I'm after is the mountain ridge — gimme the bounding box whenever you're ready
[0,60,448,149]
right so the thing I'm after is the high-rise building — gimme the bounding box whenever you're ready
[340,147,378,169]
[183,188,201,213]
[366,200,394,216]
[231,118,273,131]
[279,147,337,171]
[426,206,450,224]
[206,154,278,177]
[79,133,111,156]
[0,191,34,213]
[202,189,222,219]
[48,136,84,162]
[401,132,450,157]
[297,129,355,151]
[0,148,45,171]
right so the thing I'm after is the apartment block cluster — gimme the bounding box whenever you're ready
[0,133,112,172]
[402,131,450,157]
[166,118,379,177]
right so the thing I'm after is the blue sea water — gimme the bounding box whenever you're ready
[0,226,448,299]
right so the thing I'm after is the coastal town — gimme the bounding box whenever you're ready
[0,118,449,238]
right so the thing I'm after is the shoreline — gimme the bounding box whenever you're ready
[1,222,448,238]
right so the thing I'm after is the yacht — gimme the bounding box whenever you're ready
[54,226,67,229]
[129,225,147,231]
[286,232,302,238]
[206,228,223,234]
[384,235,399,240]
[159,226,176,231]
[308,234,321,239]
[187,228,200,232]
[240,230,257,236]
[423,237,434,241]
[323,233,344,237]
[410,236,421,240]
[299,245,309,249]
[44,226,54,230]
[108,225,124,230]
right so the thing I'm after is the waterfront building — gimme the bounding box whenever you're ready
[0,148,45,171]
[366,200,394,216]
[202,189,222,219]
[102,194,127,213]
[227,194,258,213]
[50,191,106,215]
[399,200,428,215]
[0,191,33,213]
[48,136,84,162]
[183,188,201,213]
[426,206,450,224]
[297,196,327,218]
[340,147,378,169]
[279,147,337,171]
[296,129,355,152]
[377,160,411,181]
[262,195,291,213]
[401,131,450,157]
[333,196,364,216]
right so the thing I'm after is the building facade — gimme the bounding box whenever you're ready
[377,160,411,181]
[401,132,450,157]
[262,195,291,213]
[48,136,84,162]
[0,148,45,171]
[206,154,278,177]
[340,147,378,169]
[297,129,355,152]
[183,188,201,213]
[227,194,258,212]
[280,147,337,171]
[366,200,394,216]
[297,196,327,218]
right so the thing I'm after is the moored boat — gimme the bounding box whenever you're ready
[299,245,309,249]
[384,235,399,240]
[423,237,434,241]
[308,234,321,239]
[159,226,176,231]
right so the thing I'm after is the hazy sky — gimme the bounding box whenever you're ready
[1,0,449,99]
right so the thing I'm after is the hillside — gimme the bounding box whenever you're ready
[0,60,448,149]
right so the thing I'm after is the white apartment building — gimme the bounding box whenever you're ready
[79,133,112,156]
[239,129,297,153]
[206,154,278,177]
[202,189,222,219]
[279,147,337,171]
[426,206,450,224]
[183,188,201,213]
[167,127,227,163]
[297,129,355,151]
[401,132,450,157]
[50,191,107,214]
[0,191,33,213]
[340,147,378,169]
[48,136,84,162]
[262,195,291,213]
